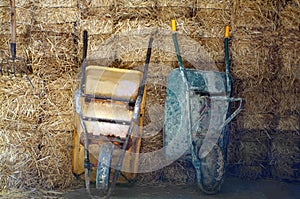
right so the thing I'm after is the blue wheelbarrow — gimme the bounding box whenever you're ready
[163,21,244,194]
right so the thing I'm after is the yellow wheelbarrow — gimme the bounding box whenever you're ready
[72,31,153,197]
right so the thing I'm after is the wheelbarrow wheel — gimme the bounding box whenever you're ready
[197,142,225,194]
[96,142,114,191]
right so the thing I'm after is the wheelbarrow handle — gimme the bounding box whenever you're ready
[223,97,244,127]
[198,96,244,127]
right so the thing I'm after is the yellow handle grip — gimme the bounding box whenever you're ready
[172,20,177,31]
[225,25,230,38]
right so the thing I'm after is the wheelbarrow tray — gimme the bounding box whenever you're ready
[72,65,146,183]
[164,68,231,160]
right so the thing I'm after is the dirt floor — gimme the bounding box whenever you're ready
[64,177,300,199]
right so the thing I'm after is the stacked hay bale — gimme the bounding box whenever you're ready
[228,0,300,181]
[227,0,279,179]
[1,0,299,196]
[28,0,80,190]
[270,0,300,181]
[0,0,42,194]
[1,1,79,195]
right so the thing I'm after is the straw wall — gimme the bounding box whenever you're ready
[0,0,299,196]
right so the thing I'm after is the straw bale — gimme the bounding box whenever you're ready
[0,85,41,131]
[80,34,114,59]
[29,32,78,61]
[115,34,159,62]
[240,91,278,114]
[79,0,116,8]
[115,6,158,20]
[152,32,217,69]
[0,0,33,8]
[275,78,300,115]
[270,132,300,180]
[0,129,42,148]
[31,58,79,79]
[232,0,277,30]
[32,7,79,24]
[37,145,76,189]
[79,7,114,35]
[0,7,32,25]
[32,0,78,8]
[237,113,276,130]
[136,171,164,185]
[0,145,40,190]
[194,0,231,9]
[279,1,300,30]
[157,7,194,28]
[235,140,269,166]
[277,92,299,116]
[32,22,76,34]
[81,6,114,19]
[0,78,44,125]
[235,165,266,179]
[231,30,276,67]
[38,112,74,131]
[195,38,225,63]
[162,160,195,184]
[194,9,230,38]
[277,115,299,131]
[157,0,195,8]
[0,75,44,96]
[114,18,158,35]
[0,23,31,35]
[0,34,31,59]
[36,130,75,189]
[116,0,156,8]
[0,6,32,35]
[278,30,300,80]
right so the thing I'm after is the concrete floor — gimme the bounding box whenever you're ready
[64,177,300,199]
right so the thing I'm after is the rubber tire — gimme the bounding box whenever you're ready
[198,143,225,194]
[96,142,114,191]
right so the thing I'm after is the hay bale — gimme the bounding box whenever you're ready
[0,76,44,125]
[79,0,115,8]
[194,38,225,63]
[235,139,269,165]
[231,29,277,68]
[228,131,270,179]
[80,8,113,35]
[237,113,276,130]
[194,9,231,38]
[157,7,194,29]
[0,7,32,26]
[32,7,79,24]
[278,0,300,30]
[37,130,75,189]
[235,165,267,179]
[33,0,78,8]
[277,115,299,131]
[270,132,300,181]
[194,0,230,9]
[116,0,156,8]
[32,58,79,79]
[157,0,195,7]
[162,160,195,185]
[232,0,277,30]
[278,30,300,80]
[29,32,78,65]
[0,145,40,190]
[240,91,278,114]
[277,90,299,116]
